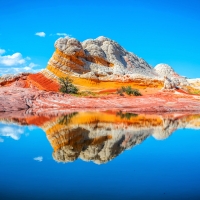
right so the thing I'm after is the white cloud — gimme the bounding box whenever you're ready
[35,32,46,37]
[0,49,5,55]
[0,52,26,66]
[23,62,38,71]
[23,67,31,71]
[56,33,70,37]
[34,156,43,162]
[0,49,41,75]
[50,33,71,38]
[0,125,25,140]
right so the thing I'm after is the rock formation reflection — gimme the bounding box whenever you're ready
[1,110,200,164]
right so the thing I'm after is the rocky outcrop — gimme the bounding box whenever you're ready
[163,76,177,90]
[27,73,60,91]
[26,36,196,92]
[29,36,165,92]
[155,64,189,90]
[53,36,157,78]
[0,72,30,86]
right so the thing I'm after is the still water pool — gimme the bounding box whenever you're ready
[0,111,200,200]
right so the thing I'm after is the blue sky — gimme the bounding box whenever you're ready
[0,0,200,78]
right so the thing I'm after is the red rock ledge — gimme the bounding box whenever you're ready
[0,84,200,113]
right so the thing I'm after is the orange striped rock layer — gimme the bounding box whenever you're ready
[27,73,60,92]
[42,64,163,92]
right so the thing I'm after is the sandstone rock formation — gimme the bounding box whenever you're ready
[24,36,194,92]
[53,36,156,78]
[155,64,189,90]
[0,72,30,86]
[33,36,165,92]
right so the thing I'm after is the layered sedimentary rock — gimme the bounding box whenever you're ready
[27,36,191,92]
[0,73,30,87]
[0,36,197,94]
[52,36,155,77]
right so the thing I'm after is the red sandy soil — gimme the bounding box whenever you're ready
[0,83,200,113]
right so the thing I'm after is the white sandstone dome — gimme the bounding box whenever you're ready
[49,36,191,86]
[155,63,189,87]
[53,36,159,79]
[154,64,176,78]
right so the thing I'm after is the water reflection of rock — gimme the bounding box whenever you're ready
[152,118,180,140]
[51,124,151,164]
[41,111,200,164]
[1,111,200,164]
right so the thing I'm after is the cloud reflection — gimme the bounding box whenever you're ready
[33,156,43,162]
[0,125,24,140]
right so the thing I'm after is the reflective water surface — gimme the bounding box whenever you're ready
[0,110,200,199]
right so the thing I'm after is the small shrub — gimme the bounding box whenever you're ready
[116,86,142,96]
[59,77,79,94]
[131,88,142,96]
[116,111,138,120]
[59,112,78,125]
